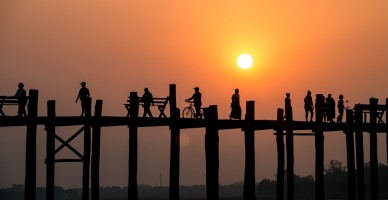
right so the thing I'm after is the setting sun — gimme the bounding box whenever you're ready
[237,54,253,69]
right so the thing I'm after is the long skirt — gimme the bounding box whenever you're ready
[230,102,241,119]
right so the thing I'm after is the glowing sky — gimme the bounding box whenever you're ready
[1,0,388,188]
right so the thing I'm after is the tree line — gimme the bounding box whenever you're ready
[257,160,388,199]
[1,160,388,200]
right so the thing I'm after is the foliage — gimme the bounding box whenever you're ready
[257,160,388,199]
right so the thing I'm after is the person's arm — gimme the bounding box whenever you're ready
[186,94,194,101]
[75,92,80,103]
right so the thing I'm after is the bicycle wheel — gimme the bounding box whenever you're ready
[182,107,194,118]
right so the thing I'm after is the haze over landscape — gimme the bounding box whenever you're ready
[1,0,388,189]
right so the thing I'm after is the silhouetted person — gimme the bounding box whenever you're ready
[337,95,345,123]
[15,83,27,117]
[304,90,314,122]
[326,94,335,123]
[75,82,90,117]
[315,94,326,122]
[322,95,327,122]
[186,87,202,119]
[229,88,241,120]
[141,88,154,118]
[284,93,292,120]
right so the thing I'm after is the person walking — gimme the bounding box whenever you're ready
[326,94,336,123]
[141,88,154,118]
[15,83,27,117]
[337,95,345,123]
[229,88,241,120]
[284,93,292,120]
[304,90,314,122]
[75,82,90,117]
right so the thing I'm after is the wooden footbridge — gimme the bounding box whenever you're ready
[1,84,387,200]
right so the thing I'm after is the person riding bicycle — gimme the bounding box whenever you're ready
[186,87,202,119]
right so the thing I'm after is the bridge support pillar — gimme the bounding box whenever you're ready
[204,105,219,200]
[46,100,55,200]
[91,100,103,200]
[369,97,379,200]
[169,84,180,200]
[25,89,38,200]
[82,98,92,200]
[315,94,325,200]
[276,109,284,200]
[128,92,139,200]
[286,104,294,200]
[345,109,356,199]
[243,101,255,200]
[355,105,365,200]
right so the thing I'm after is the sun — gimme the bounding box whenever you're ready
[237,54,253,69]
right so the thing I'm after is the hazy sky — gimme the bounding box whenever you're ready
[1,0,388,188]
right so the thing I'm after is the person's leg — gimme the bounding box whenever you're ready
[310,109,314,122]
[148,106,153,118]
[18,103,22,117]
[144,106,149,117]
[305,109,308,122]
[81,100,85,116]
[195,106,201,119]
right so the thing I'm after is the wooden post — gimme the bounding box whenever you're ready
[169,84,177,117]
[345,109,356,200]
[369,97,379,200]
[25,89,38,200]
[204,105,219,200]
[169,84,180,200]
[244,101,255,200]
[82,97,92,200]
[386,98,388,192]
[355,105,364,200]
[276,108,284,200]
[129,92,139,200]
[315,94,325,200]
[91,100,103,200]
[46,100,56,200]
[285,104,294,200]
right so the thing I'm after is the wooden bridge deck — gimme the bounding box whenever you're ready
[0,116,386,132]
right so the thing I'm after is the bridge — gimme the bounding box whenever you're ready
[1,84,387,200]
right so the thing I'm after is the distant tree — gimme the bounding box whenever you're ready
[294,174,314,195]
[257,178,276,199]
[324,160,347,195]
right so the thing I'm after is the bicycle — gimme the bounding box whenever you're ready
[182,100,203,119]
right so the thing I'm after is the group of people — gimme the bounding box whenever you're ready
[302,90,346,123]
[13,83,345,123]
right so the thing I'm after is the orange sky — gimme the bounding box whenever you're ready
[1,0,388,188]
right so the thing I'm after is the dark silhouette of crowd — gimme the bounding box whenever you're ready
[287,90,346,123]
